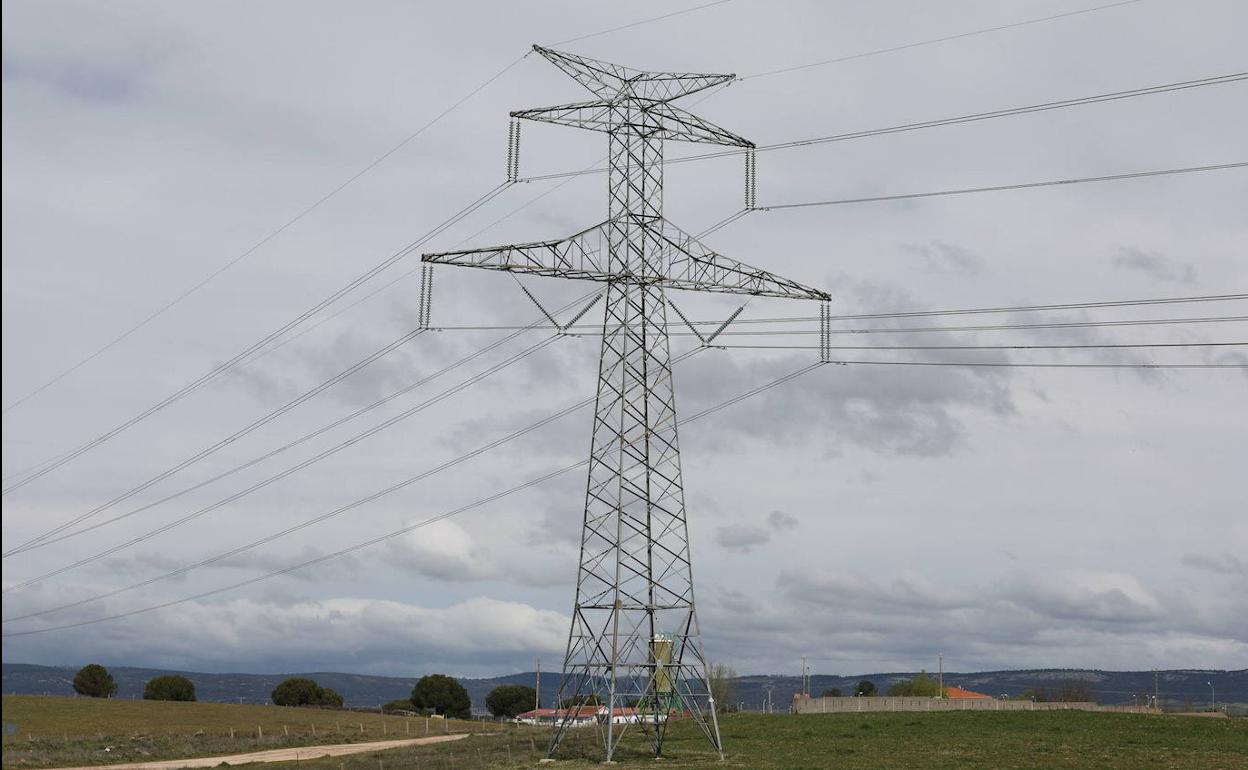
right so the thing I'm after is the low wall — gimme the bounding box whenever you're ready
[791,696,1154,715]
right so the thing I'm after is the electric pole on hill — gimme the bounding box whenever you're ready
[423,45,828,761]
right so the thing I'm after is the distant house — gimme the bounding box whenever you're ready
[944,685,992,699]
[514,706,666,726]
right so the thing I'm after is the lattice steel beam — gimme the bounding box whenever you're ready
[421,45,826,762]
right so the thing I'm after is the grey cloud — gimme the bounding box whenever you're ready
[713,523,771,550]
[1181,552,1247,577]
[767,509,799,531]
[1112,247,1196,285]
[901,240,984,275]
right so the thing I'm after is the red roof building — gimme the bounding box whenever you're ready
[944,685,992,699]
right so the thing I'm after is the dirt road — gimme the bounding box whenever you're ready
[44,734,471,770]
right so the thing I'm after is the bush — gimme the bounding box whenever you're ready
[73,664,118,698]
[382,699,417,714]
[854,680,877,697]
[411,675,471,719]
[271,677,342,708]
[485,685,537,718]
[144,675,196,701]
[888,671,942,697]
[821,687,842,697]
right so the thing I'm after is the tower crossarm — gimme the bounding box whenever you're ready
[512,100,752,147]
[421,218,828,301]
[532,45,734,103]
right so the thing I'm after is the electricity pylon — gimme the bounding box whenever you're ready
[423,45,827,762]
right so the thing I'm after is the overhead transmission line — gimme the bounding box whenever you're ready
[720,342,1246,351]
[1,0,740,417]
[821,360,1245,369]
[521,72,1248,182]
[1,57,528,417]
[2,291,601,559]
[550,0,734,45]
[14,343,1236,637]
[2,325,428,556]
[1,347,704,625]
[0,332,573,593]
[755,162,1248,210]
[1,164,722,560]
[738,0,1149,81]
[1,357,819,638]
[0,180,515,495]
[423,293,1248,331]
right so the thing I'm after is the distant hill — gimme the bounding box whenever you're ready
[3,663,1243,711]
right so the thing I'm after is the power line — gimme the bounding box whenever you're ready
[717,342,1247,351]
[0,181,516,495]
[520,72,1248,182]
[3,347,704,624]
[431,314,1248,336]
[755,162,1248,210]
[550,0,735,46]
[415,293,1248,330]
[739,0,1149,81]
[1,56,529,416]
[2,326,429,557]
[1,334,566,593]
[5,291,601,557]
[3,0,741,416]
[822,359,1245,369]
[1,358,817,638]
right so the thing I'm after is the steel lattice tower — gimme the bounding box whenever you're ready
[423,46,827,761]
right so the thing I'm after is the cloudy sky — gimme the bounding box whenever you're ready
[2,0,1245,680]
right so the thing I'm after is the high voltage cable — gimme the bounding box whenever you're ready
[1,334,568,593]
[1,57,529,417]
[821,360,1245,369]
[550,0,735,46]
[3,202,739,557]
[717,342,1247,351]
[4,354,1239,633]
[755,162,1248,210]
[1,358,819,638]
[411,294,1248,330]
[432,314,1248,336]
[739,0,1149,81]
[521,72,1248,182]
[2,346,704,624]
[0,181,516,495]
[4,291,600,557]
[3,0,742,417]
[1,326,429,557]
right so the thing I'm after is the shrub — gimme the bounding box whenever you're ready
[271,677,342,708]
[485,685,537,718]
[73,664,118,698]
[411,675,471,719]
[144,675,196,701]
[382,699,417,714]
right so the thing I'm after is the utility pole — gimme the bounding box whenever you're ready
[1154,668,1159,713]
[801,656,808,698]
[423,45,826,763]
[535,656,540,712]
[939,653,944,699]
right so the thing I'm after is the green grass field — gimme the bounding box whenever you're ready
[0,695,499,768]
[4,697,1247,770]
[277,710,1248,770]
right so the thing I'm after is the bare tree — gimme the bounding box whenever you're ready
[707,663,738,713]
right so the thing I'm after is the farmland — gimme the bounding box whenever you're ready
[0,695,497,769]
[4,696,1247,770]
